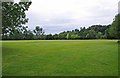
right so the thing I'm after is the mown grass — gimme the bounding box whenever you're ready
[2,40,118,76]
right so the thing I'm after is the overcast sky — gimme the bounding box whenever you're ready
[15,0,119,34]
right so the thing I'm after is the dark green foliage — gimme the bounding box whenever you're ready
[96,32,103,39]
[2,1,32,40]
[54,25,110,40]
[23,30,34,40]
[58,32,67,40]
[87,25,108,34]
[108,14,120,39]
[53,34,59,39]
[118,14,120,39]
[33,26,45,39]
[45,34,53,40]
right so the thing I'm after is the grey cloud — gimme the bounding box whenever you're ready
[26,0,118,34]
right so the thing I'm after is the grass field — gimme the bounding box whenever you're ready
[2,40,118,76]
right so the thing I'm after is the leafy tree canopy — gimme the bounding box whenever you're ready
[2,1,32,37]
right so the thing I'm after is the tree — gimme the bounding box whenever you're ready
[66,33,71,39]
[86,30,96,39]
[2,1,32,39]
[59,32,67,39]
[71,34,79,39]
[53,34,59,40]
[117,14,120,39]
[108,14,120,39]
[74,29,79,34]
[46,34,53,40]
[23,30,34,40]
[33,26,44,39]
[79,27,86,39]
[96,32,103,39]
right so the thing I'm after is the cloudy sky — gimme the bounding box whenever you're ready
[15,0,119,34]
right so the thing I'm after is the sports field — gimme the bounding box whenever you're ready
[2,40,118,76]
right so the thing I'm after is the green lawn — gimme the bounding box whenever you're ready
[2,40,118,76]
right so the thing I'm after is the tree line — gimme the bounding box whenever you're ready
[1,1,120,40]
